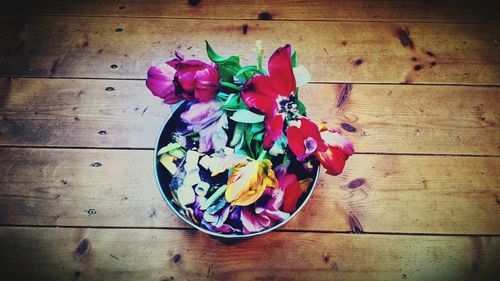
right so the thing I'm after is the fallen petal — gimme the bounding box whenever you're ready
[177,184,196,206]
[241,206,271,234]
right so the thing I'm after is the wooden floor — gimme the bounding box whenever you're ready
[0,1,499,280]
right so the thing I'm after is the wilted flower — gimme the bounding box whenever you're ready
[146,62,179,104]
[280,174,313,213]
[315,122,354,175]
[274,162,313,213]
[181,99,228,152]
[286,117,327,161]
[241,44,297,149]
[240,185,290,234]
[225,156,278,206]
[146,52,220,104]
[201,198,239,234]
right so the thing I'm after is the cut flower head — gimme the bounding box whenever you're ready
[225,155,279,206]
[315,122,355,175]
[146,52,220,104]
[241,44,297,149]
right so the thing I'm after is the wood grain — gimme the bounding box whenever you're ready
[0,226,498,281]
[1,17,499,84]
[1,78,498,155]
[1,148,498,234]
[0,2,499,279]
[0,78,168,149]
[2,0,499,24]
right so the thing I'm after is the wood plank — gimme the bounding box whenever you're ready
[2,0,499,24]
[1,148,498,235]
[1,17,499,84]
[1,78,499,155]
[0,226,498,281]
[0,78,167,149]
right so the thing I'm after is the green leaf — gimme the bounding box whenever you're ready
[217,92,229,100]
[169,149,186,159]
[157,143,181,156]
[295,98,307,116]
[185,131,199,137]
[234,134,245,151]
[223,94,239,110]
[229,122,245,148]
[206,41,242,82]
[229,109,265,123]
[246,123,265,159]
[206,41,236,64]
[220,81,241,91]
[245,124,253,152]
[235,149,249,157]
[223,94,248,111]
[269,134,287,156]
[235,66,263,83]
[250,122,265,134]
[158,142,186,159]
[253,132,264,142]
[291,50,298,67]
[282,151,289,164]
[253,141,264,158]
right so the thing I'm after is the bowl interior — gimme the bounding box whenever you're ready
[154,102,320,238]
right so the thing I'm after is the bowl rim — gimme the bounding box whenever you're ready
[154,101,320,239]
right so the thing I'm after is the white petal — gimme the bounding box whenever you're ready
[177,185,195,206]
[293,65,311,87]
[194,182,210,196]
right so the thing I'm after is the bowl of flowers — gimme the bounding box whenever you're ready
[147,41,354,238]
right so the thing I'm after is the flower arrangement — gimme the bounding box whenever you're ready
[147,41,354,235]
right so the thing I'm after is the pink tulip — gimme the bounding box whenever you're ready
[146,52,220,104]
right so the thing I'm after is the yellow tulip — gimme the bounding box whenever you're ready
[225,158,278,206]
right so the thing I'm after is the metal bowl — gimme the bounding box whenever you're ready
[154,101,320,238]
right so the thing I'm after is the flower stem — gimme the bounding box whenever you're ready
[217,92,229,100]
[256,40,263,71]
[257,149,267,161]
[221,81,241,91]
[282,151,289,165]
[200,185,227,210]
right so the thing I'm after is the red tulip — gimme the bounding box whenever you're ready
[286,117,327,161]
[315,122,355,175]
[146,52,220,104]
[241,44,297,149]
[275,165,313,213]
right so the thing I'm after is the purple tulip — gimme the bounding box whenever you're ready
[201,198,239,234]
[181,99,228,152]
[240,186,290,234]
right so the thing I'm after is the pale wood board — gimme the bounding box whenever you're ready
[1,78,498,155]
[1,148,498,234]
[2,0,499,23]
[0,226,498,281]
[0,1,499,280]
[1,17,499,84]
